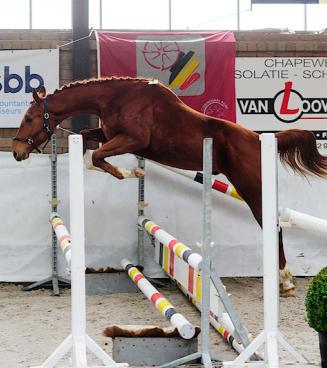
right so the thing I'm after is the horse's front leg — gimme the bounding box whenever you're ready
[90,133,147,179]
[80,127,113,172]
[80,127,107,153]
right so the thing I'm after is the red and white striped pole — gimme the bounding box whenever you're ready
[121,259,196,340]
[151,162,243,201]
[138,216,202,271]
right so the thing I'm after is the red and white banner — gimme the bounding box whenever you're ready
[96,31,236,122]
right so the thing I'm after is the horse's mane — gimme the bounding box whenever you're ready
[50,76,156,96]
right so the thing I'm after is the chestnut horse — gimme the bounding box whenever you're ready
[12,77,327,296]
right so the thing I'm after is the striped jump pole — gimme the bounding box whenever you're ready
[146,218,251,355]
[177,282,244,354]
[121,259,196,340]
[150,162,243,201]
[153,235,245,354]
[152,162,327,235]
[138,216,202,271]
[50,213,72,268]
[193,172,242,201]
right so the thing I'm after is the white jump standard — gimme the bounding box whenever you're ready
[31,135,127,368]
[224,134,310,368]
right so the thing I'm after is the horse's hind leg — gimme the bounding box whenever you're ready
[278,228,295,297]
[236,184,295,297]
[224,135,295,296]
[91,133,147,179]
[258,209,295,296]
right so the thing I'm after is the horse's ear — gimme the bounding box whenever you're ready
[38,85,46,98]
[32,88,41,104]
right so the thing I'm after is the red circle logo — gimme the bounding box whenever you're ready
[142,42,181,71]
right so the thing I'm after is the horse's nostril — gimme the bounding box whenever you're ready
[13,151,20,161]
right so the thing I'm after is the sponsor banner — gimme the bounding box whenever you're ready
[0,49,59,128]
[96,31,236,122]
[236,57,327,145]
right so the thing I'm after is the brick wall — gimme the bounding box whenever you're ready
[0,30,98,153]
[2,30,327,153]
[236,31,327,57]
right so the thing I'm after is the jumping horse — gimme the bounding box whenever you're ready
[12,77,327,296]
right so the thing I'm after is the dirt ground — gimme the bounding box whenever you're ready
[0,277,320,368]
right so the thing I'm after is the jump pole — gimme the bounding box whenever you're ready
[32,135,127,368]
[279,207,327,237]
[140,215,251,353]
[150,161,243,201]
[121,259,196,339]
[50,213,72,268]
[223,133,309,368]
[152,160,327,237]
[139,216,202,271]
[176,282,244,354]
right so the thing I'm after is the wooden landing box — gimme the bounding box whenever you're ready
[112,337,198,366]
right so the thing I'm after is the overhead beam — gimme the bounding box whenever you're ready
[72,0,90,133]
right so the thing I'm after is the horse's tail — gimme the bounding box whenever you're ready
[275,129,327,177]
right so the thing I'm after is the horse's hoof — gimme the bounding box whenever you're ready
[280,286,295,297]
[279,265,295,297]
[134,167,145,178]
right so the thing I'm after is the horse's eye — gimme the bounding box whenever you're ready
[26,117,32,123]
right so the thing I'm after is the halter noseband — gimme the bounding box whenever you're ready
[13,99,52,153]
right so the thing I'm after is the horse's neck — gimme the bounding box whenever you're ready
[48,84,104,122]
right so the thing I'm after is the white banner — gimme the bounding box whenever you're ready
[0,151,326,282]
[0,49,59,128]
[236,57,327,148]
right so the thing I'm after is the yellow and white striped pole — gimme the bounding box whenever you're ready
[121,259,196,340]
[50,213,72,268]
[139,216,202,271]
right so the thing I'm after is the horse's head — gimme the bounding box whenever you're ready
[12,86,55,161]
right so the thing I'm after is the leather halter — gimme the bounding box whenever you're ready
[13,99,52,153]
